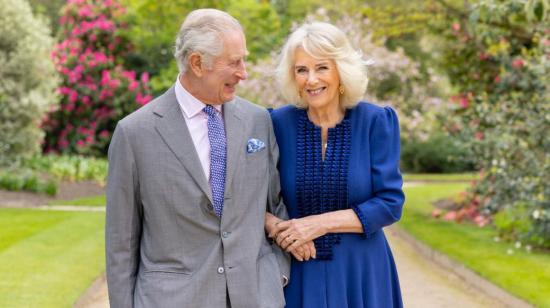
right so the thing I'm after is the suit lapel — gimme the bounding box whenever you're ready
[153,87,213,204]
[223,99,246,199]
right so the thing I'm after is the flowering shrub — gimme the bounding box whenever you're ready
[238,9,447,142]
[435,0,549,247]
[43,0,152,156]
[0,0,59,167]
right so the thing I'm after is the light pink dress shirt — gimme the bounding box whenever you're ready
[174,76,223,181]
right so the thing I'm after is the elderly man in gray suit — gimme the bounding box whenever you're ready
[106,9,290,308]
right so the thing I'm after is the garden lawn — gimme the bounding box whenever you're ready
[0,208,105,307]
[49,194,106,207]
[400,183,550,307]
[402,172,478,182]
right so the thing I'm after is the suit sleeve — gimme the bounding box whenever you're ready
[265,112,291,280]
[350,107,405,238]
[105,123,142,308]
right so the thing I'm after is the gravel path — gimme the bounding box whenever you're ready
[385,227,510,308]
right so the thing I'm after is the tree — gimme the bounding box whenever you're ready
[0,0,59,167]
[43,0,152,156]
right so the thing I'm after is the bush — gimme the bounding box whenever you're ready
[0,0,59,167]
[434,0,549,247]
[400,133,477,173]
[42,0,151,156]
[24,155,108,184]
[0,170,57,196]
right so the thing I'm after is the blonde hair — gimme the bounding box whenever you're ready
[275,22,368,108]
[174,9,243,73]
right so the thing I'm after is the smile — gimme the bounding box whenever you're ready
[306,87,326,96]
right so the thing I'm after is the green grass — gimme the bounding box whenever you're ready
[0,208,105,307]
[402,172,478,182]
[400,183,550,307]
[49,194,106,207]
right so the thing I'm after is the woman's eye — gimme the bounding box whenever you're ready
[318,66,328,70]
[296,68,307,74]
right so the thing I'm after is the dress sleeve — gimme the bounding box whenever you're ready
[350,106,405,238]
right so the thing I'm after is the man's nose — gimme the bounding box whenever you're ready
[236,61,248,80]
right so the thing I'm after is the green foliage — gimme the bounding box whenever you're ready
[433,0,549,248]
[24,155,108,184]
[123,0,286,95]
[0,170,57,196]
[0,0,59,167]
[401,133,476,173]
[27,0,66,34]
[227,0,282,62]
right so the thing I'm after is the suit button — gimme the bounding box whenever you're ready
[222,231,229,238]
[217,267,225,274]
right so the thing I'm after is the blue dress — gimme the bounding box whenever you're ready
[270,102,404,308]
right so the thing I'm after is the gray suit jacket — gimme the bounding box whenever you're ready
[106,86,290,308]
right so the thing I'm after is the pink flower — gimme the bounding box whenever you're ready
[140,72,149,84]
[101,70,111,86]
[69,91,78,103]
[78,6,92,18]
[122,70,136,80]
[443,211,457,221]
[452,23,460,31]
[109,78,121,89]
[512,58,525,69]
[100,130,110,138]
[59,87,72,95]
[128,81,139,91]
[58,138,69,149]
[81,95,91,105]
[474,215,489,227]
[478,53,489,61]
[459,95,469,108]
[77,140,85,147]
[494,75,501,83]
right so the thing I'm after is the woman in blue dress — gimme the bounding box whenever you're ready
[265,22,405,308]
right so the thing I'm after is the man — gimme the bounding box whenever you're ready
[106,9,289,308]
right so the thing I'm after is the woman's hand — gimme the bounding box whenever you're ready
[270,215,328,253]
[265,213,317,261]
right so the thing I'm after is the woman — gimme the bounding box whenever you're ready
[266,22,405,307]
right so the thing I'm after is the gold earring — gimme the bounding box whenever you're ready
[339,85,345,95]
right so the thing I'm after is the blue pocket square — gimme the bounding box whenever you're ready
[247,138,266,153]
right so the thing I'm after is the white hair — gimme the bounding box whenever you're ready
[275,22,369,108]
[174,9,243,73]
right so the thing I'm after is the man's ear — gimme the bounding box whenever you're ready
[188,53,203,77]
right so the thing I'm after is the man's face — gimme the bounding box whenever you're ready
[196,30,248,105]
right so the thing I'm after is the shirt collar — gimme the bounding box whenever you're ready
[175,74,222,118]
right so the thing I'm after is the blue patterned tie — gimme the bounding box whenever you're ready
[203,105,226,217]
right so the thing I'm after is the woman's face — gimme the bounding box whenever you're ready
[293,48,340,110]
